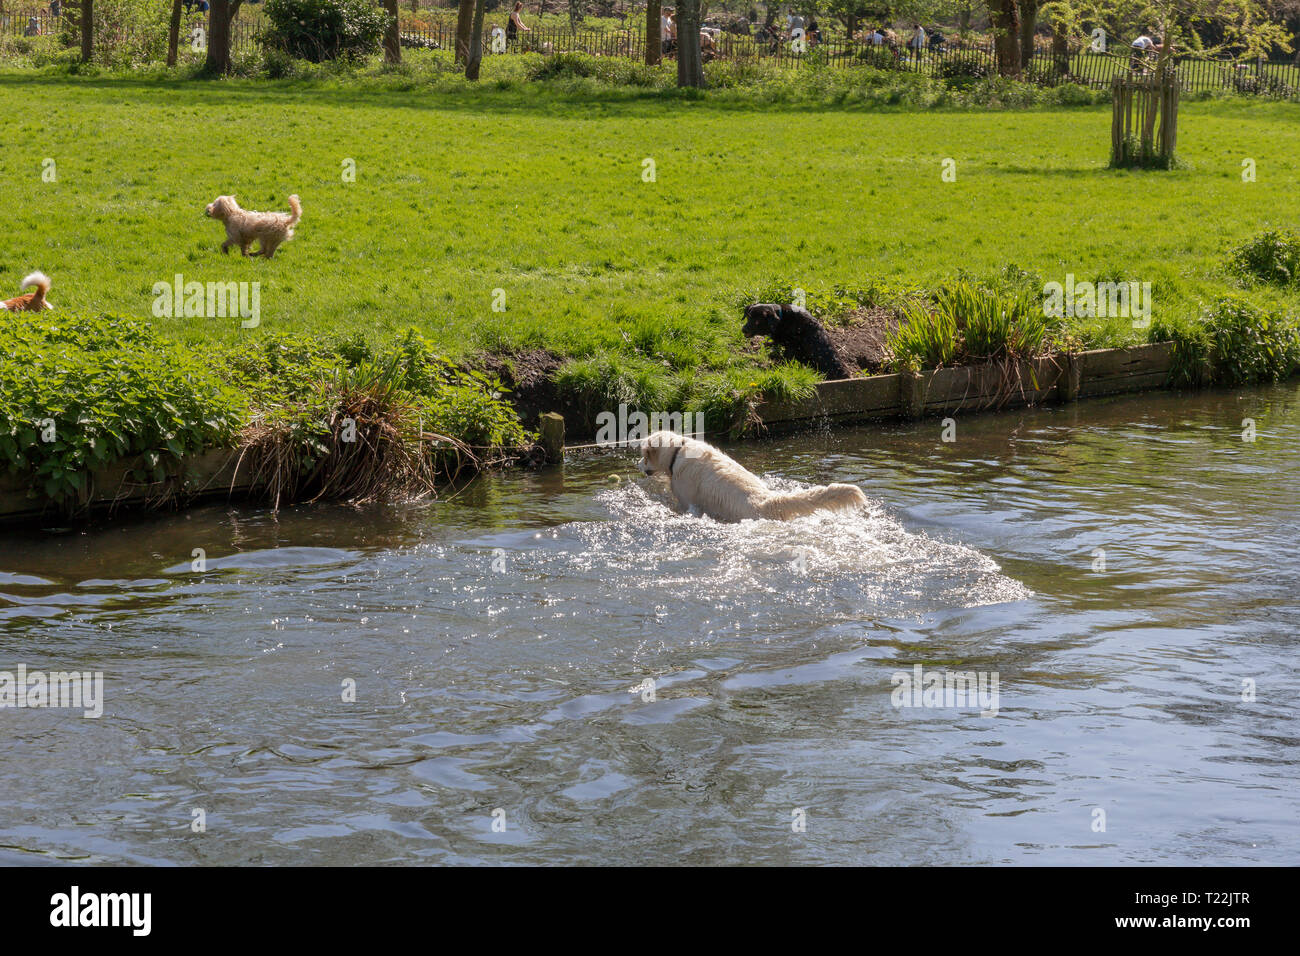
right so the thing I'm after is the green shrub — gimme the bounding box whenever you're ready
[1227,229,1300,286]
[1151,297,1300,387]
[0,312,244,502]
[261,0,391,63]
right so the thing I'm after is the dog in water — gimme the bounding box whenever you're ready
[0,272,53,311]
[637,430,867,522]
[205,194,302,258]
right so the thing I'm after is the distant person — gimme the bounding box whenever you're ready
[24,16,40,36]
[49,0,61,18]
[806,19,820,47]
[910,24,926,57]
[196,0,209,12]
[662,7,676,55]
[1130,33,1165,72]
[507,1,528,47]
[868,28,884,46]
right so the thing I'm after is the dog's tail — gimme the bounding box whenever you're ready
[21,271,52,309]
[757,483,868,520]
[286,194,302,227]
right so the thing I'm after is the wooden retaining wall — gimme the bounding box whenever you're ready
[0,343,1174,527]
[756,343,1172,431]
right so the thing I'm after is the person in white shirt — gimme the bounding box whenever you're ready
[1130,33,1164,71]
[869,29,884,46]
[662,8,676,55]
[910,24,926,59]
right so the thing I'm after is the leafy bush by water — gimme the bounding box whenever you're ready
[1227,229,1300,287]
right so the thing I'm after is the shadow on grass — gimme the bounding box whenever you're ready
[0,68,1114,120]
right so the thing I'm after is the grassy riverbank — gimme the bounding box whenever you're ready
[1,60,1298,508]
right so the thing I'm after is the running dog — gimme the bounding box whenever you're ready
[637,430,867,522]
[205,194,302,258]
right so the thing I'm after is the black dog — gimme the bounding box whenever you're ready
[742,304,855,380]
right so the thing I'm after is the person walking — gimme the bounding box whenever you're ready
[506,1,528,48]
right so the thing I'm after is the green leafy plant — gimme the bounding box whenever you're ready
[0,312,244,503]
[1227,229,1300,287]
[261,0,391,63]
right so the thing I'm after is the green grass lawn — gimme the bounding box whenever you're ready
[2,67,1298,371]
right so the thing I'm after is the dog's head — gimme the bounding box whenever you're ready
[638,430,690,476]
[742,304,784,337]
[205,195,237,221]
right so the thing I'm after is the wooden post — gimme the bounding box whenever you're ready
[1063,353,1082,401]
[539,412,565,464]
[900,371,925,419]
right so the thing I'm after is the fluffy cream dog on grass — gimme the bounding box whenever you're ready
[637,430,867,522]
[205,194,302,258]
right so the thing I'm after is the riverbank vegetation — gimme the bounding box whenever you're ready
[0,65,1297,508]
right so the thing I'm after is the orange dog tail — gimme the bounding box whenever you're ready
[286,195,302,227]
[21,271,52,310]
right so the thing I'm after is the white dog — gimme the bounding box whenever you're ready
[637,430,867,522]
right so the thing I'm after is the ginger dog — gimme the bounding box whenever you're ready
[205,194,302,258]
[637,430,867,522]
[0,272,54,311]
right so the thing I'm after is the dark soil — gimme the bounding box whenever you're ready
[823,306,900,376]
[746,306,899,377]
[476,349,576,430]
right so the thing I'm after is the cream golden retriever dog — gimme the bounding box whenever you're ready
[637,430,867,522]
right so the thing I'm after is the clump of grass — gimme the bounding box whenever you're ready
[687,363,820,439]
[552,352,682,425]
[886,279,1055,371]
[1227,228,1300,287]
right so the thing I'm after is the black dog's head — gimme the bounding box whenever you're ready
[742,304,784,337]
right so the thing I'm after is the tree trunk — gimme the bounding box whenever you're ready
[166,0,183,66]
[455,0,474,63]
[204,0,243,74]
[382,0,401,63]
[959,2,971,36]
[80,0,92,62]
[676,0,704,87]
[646,0,661,66]
[988,0,1020,77]
[1018,0,1038,68]
[465,0,485,80]
[1051,24,1068,75]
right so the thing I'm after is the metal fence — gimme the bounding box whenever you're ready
[5,11,1298,99]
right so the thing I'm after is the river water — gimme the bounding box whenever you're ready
[1,383,1297,865]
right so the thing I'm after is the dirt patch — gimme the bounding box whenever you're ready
[823,306,900,376]
[476,349,569,430]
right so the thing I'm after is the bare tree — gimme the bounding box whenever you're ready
[465,0,486,80]
[1018,0,1039,67]
[988,0,1021,76]
[80,0,92,62]
[456,0,474,62]
[205,0,244,74]
[382,0,401,62]
[167,0,183,66]
[647,0,662,65]
[676,0,704,87]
